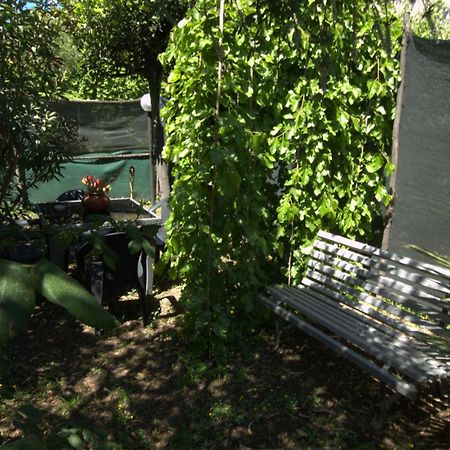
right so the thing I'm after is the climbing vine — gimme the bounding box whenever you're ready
[161,0,402,358]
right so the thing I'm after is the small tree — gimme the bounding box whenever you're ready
[0,0,75,215]
[63,0,192,200]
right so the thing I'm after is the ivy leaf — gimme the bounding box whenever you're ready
[366,154,384,173]
[337,111,349,128]
[318,198,329,217]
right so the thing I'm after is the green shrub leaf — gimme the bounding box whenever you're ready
[0,435,41,450]
[31,258,116,331]
[0,259,35,345]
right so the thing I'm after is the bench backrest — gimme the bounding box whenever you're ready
[301,231,450,341]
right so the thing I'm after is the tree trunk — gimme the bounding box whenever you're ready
[148,63,171,202]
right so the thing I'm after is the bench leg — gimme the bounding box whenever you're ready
[378,387,402,411]
[87,261,105,335]
[274,318,280,350]
[373,372,406,422]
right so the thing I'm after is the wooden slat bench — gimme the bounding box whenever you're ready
[259,230,450,400]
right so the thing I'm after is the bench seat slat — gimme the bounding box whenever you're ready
[284,282,427,352]
[270,284,397,344]
[259,230,450,399]
[313,242,450,301]
[271,285,445,373]
[318,230,450,279]
[273,285,449,380]
[258,293,419,400]
[301,275,444,340]
[307,258,450,327]
[299,279,450,367]
[266,286,443,382]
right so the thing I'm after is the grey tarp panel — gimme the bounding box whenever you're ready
[386,34,450,259]
[28,99,153,202]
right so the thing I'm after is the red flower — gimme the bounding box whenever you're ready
[81,176,111,194]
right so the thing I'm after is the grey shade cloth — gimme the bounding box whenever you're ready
[49,99,148,155]
[387,33,450,260]
[29,99,154,202]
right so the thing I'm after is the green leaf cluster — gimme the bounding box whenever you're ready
[409,0,450,39]
[0,257,115,350]
[0,1,76,213]
[161,0,402,357]
[61,0,190,197]
[62,0,189,79]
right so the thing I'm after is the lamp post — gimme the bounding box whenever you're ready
[140,93,155,204]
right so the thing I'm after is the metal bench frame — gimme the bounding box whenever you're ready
[259,230,450,400]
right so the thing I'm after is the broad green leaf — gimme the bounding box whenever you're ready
[31,258,115,331]
[68,433,84,448]
[0,259,35,345]
[0,435,41,450]
[385,161,395,176]
[337,111,349,128]
[318,198,329,217]
[366,154,384,173]
[128,238,142,254]
[141,239,156,259]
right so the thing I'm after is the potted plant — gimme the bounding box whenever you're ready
[81,176,111,213]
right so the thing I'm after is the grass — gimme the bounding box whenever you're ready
[1,284,449,449]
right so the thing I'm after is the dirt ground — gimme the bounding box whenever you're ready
[1,284,449,449]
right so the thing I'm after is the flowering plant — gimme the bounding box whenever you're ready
[81,175,111,195]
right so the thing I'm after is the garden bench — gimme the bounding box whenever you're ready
[258,230,450,400]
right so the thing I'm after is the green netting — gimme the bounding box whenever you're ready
[28,152,153,202]
[29,99,153,202]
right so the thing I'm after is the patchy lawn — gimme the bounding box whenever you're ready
[1,284,449,449]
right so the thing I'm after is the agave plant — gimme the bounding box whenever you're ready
[405,244,450,269]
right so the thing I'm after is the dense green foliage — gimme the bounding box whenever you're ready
[62,0,191,200]
[62,0,189,80]
[64,72,148,100]
[0,0,75,213]
[162,0,402,356]
[410,0,450,39]
[58,31,148,100]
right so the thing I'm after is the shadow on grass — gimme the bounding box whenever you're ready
[1,291,449,450]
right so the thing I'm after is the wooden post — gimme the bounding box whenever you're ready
[382,13,410,250]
